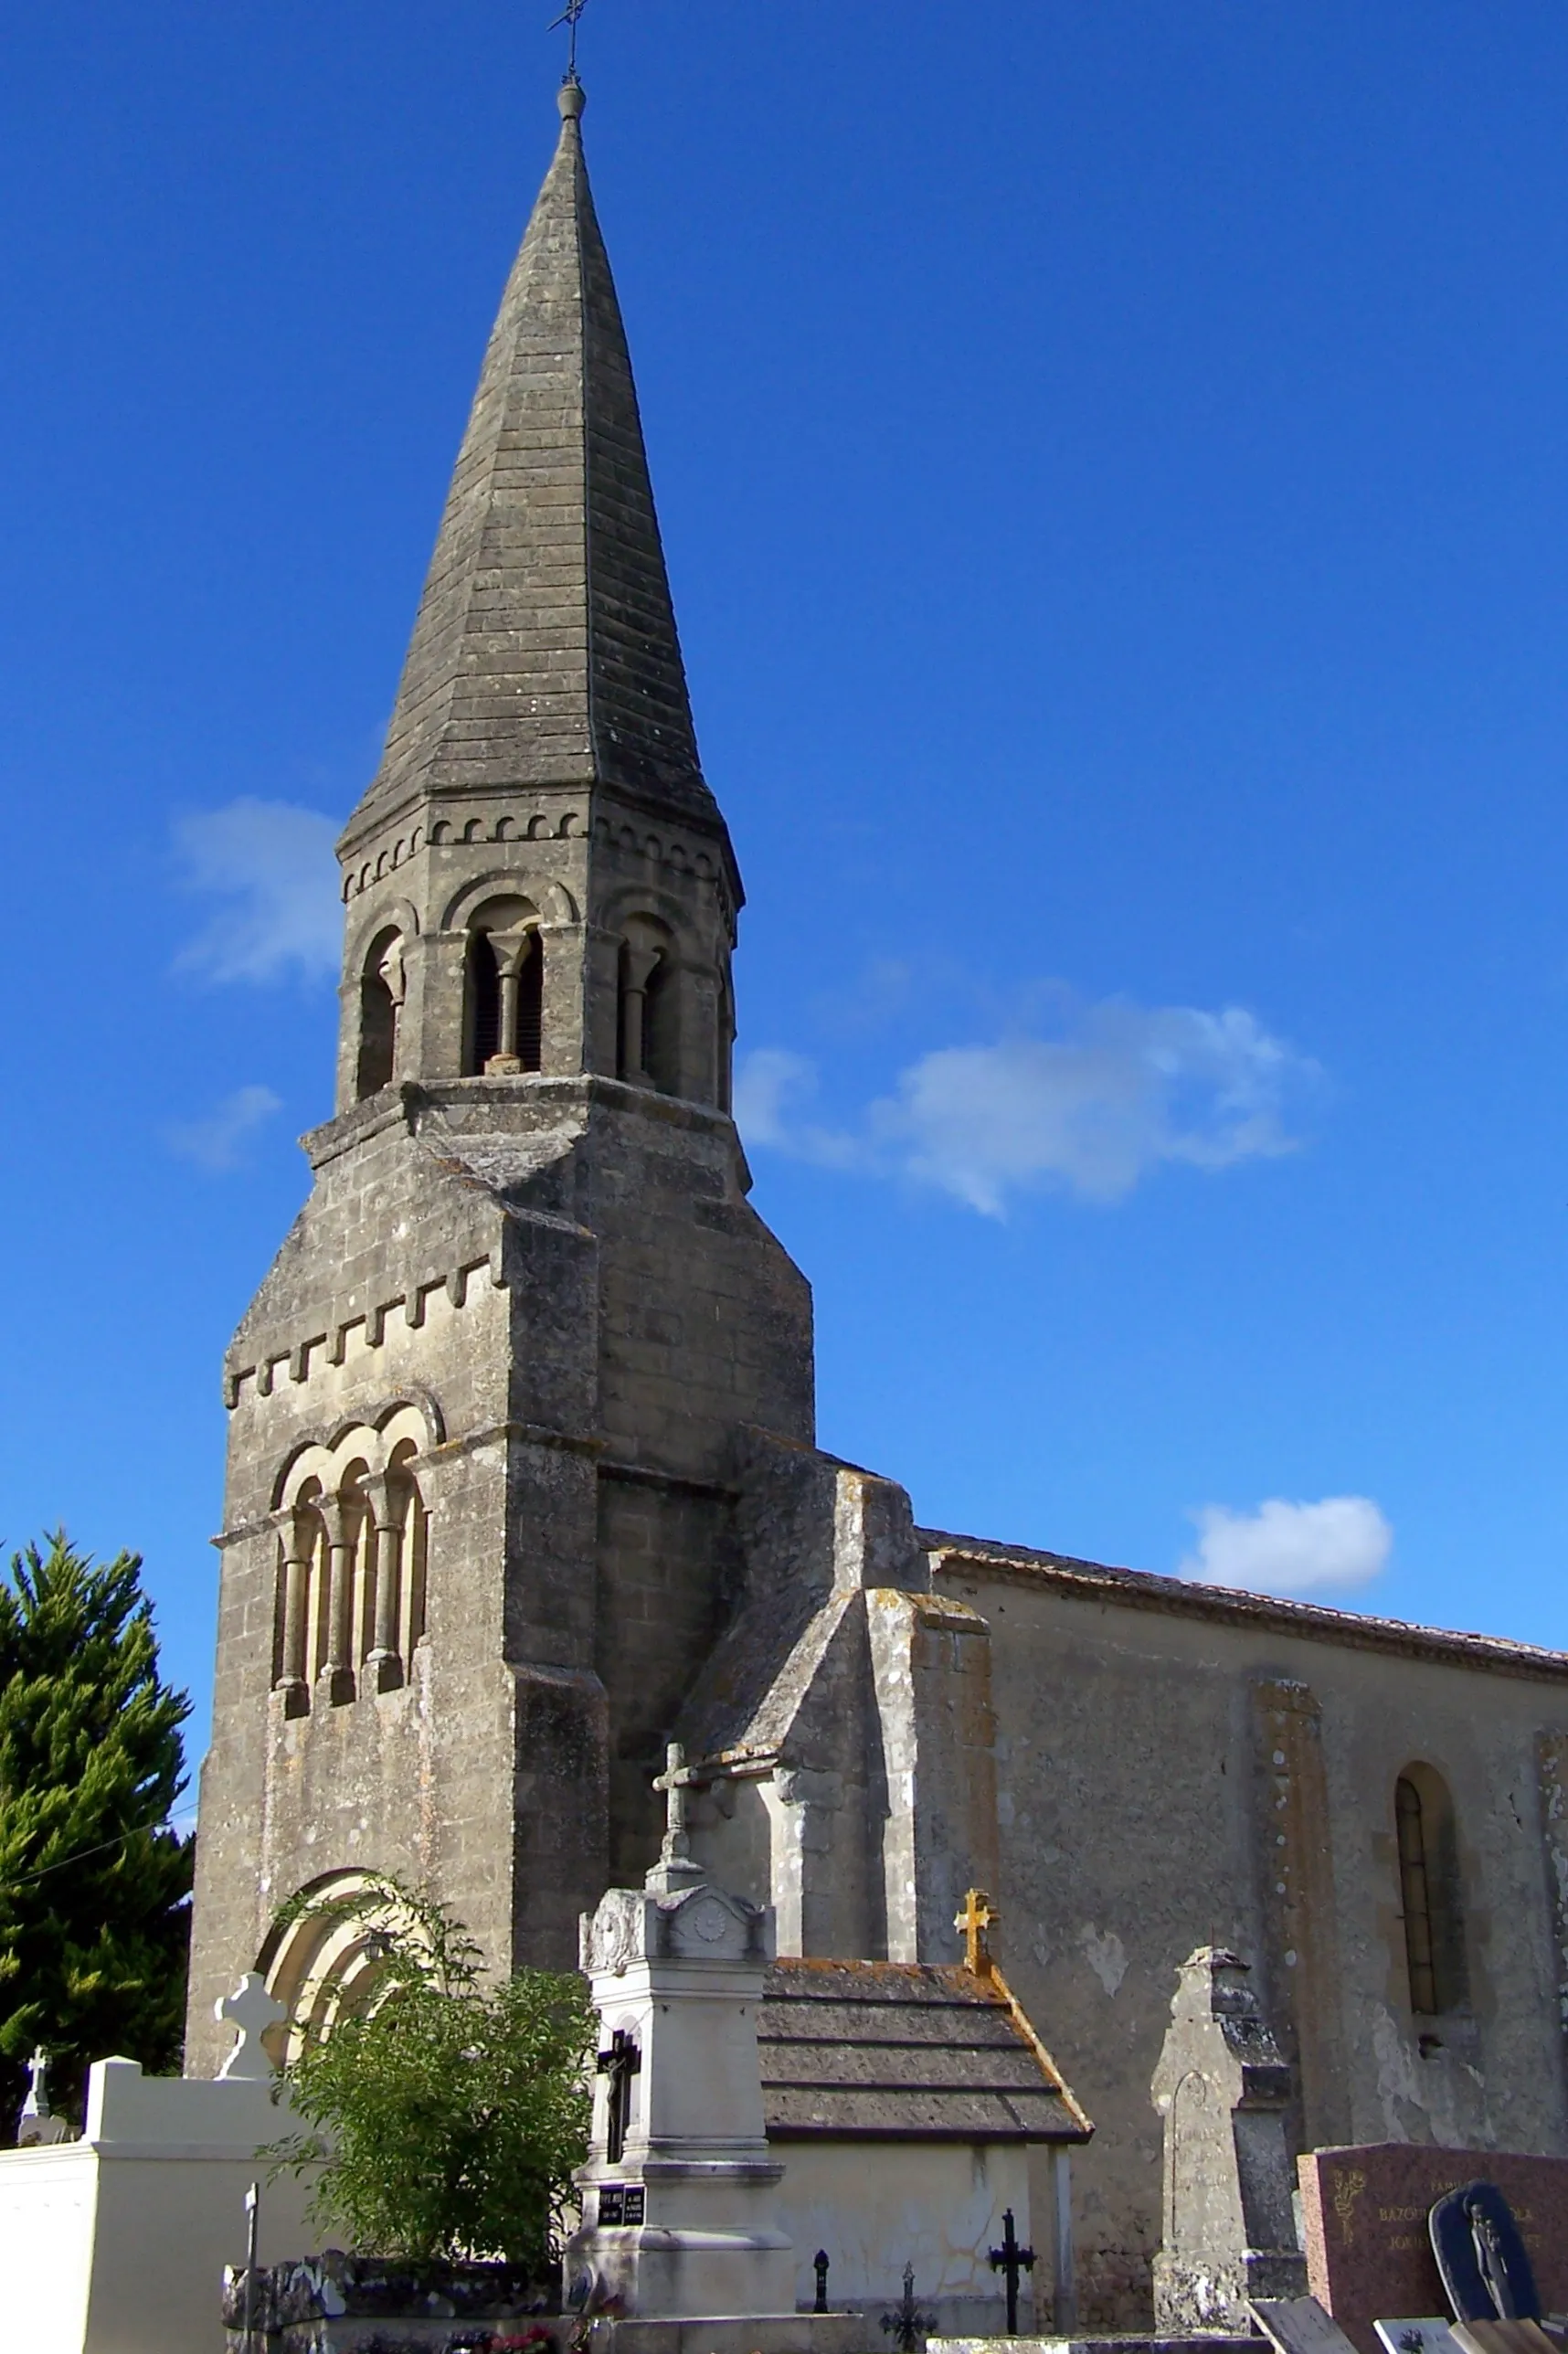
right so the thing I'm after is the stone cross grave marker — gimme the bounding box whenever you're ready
[217,1972,288,2080]
[648,1742,705,1891]
[16,2046,71,2146]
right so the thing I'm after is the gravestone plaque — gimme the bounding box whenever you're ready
[1429,2185,1540,2323]
[1372,2318,1463,2354]
[1299,2147,1568,2354]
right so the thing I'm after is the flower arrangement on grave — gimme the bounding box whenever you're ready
[266,1873,593,2270]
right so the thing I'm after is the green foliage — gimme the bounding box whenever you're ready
[270,1874,594,2266]
[0,1532,195,2124]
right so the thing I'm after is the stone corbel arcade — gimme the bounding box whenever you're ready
[270,1404,435,1717]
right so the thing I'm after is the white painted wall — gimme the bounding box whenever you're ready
[774,2139,1033,2334]
[0,2057,317,2354]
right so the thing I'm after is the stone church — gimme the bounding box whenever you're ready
[185,79,1568,2327]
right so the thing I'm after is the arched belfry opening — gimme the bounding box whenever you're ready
[461,896,543,1076]
[642,951,679,1095]
[1394,1764,1467,2018]
[355,928,404,1098]
[617,917,681,1096]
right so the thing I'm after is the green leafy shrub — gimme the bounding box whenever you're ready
[270,1875,594,2266]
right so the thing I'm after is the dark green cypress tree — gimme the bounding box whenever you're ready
[0,1532,195,2131]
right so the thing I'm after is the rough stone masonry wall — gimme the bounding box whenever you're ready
[187,1070,816,2067]
[186,1108,529,2074]
[938,1557,1568,2332]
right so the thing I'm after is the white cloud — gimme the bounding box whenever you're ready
[174,798,341,982]
[1180,1496,1393,1597]
[733,1048,864,1172]
[737,992,1317,1216]
[165,1085,282,1172]
[733,1048,813,1147]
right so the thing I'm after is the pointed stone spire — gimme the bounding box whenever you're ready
[345,81,718,849]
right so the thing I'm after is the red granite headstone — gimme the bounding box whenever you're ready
[1299,2147,1568,2354]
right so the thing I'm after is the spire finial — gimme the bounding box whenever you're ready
[549,0,588,88]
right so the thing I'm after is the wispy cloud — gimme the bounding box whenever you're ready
[733,1050,863,1170]
[736,991,1319,1215]
[174,799,341,983]
[1180,1496,1393,1597]
[165,1085,282,1172]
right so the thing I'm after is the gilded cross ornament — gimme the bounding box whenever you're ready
[956,1885,999,1977]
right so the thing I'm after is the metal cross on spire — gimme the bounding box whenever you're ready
[549,0,589,82]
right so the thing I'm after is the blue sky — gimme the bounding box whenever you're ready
[5,0,1568,1753]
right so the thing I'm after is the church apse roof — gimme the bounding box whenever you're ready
[343,80,722,854]
[759,1957,1091,2146]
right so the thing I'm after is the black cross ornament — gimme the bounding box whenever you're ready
[989,2207,1036,2336]
[880,2262,936,2353]
[548,0,588,81]
[597,2027,641,2166]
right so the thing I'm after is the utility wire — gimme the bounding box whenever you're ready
[0,1807,197,1896]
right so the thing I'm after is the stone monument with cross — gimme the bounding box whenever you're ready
[567,1747,798,2321]
[16,2048,72,2147]
[216,1972,288,2080]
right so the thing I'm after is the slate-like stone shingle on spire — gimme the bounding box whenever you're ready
[347,80,718,845]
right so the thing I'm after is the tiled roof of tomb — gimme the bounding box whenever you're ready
[758,1957,1092,2144]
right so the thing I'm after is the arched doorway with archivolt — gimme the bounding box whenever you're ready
[254,1869,440,2066]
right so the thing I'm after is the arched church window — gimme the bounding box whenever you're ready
[1395,1766,1467,2018]
[461,896,542,1076]
[356,930,404,1099]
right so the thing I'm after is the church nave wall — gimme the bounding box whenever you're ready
[932,1547,1568,2331]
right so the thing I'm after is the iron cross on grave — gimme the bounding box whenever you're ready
[881,2262,937,2354]
[989,2206,1036,2336]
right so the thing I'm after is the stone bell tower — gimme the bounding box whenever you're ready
[184,79,815,2069]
